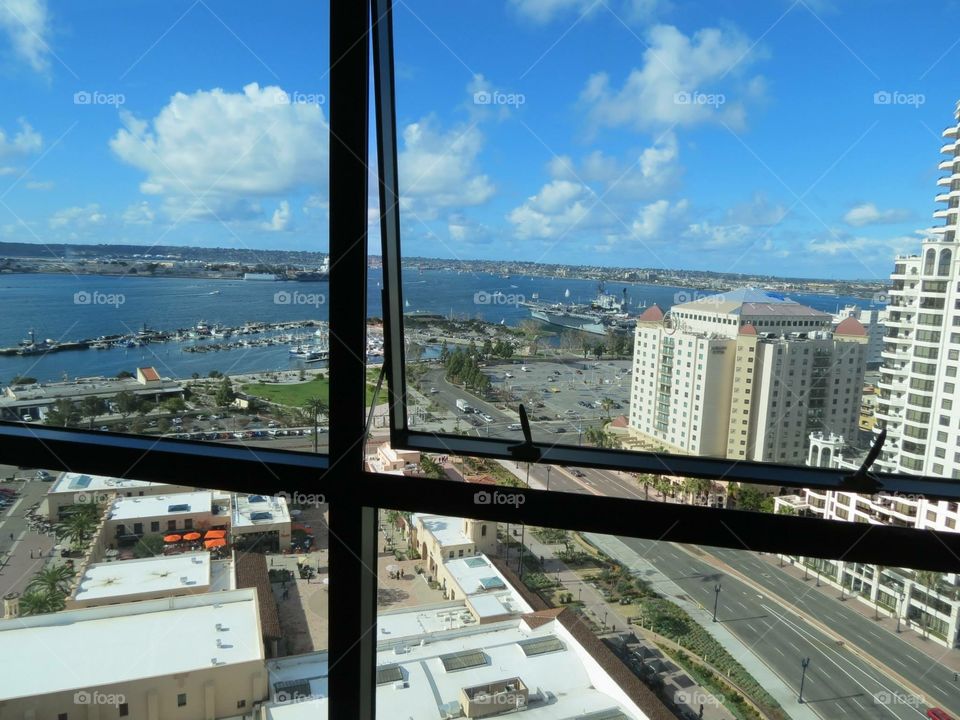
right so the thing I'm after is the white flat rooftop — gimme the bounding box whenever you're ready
[73,552,234,603]
[233,493,291,530]
[0,589,263,701]
[109,490,212,522]
[261,612,646,719]
[50,472,170,496]
[444,555,533,618]
[415,513,471,547]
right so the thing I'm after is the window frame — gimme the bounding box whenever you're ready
[0,5,956,720]
[368,0,960,503]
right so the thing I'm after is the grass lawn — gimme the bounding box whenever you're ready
[242,375,379,407]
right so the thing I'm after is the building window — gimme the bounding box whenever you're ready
[480,525,487,536]
[178,693,187,707]
[119,704,129,717]
[151,521,160,532]
[184,518,193,530]
[238,700,247,709]
[167,520,177,531]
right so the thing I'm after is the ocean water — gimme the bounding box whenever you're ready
[0,269,879,383]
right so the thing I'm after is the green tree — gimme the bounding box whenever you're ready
[133,534,166,559]
[26,564,75,598]
[114,391,142,419]
[44,398,80,427]
[19,589,65,616]
[916,570,944,639]
[80,396,107,429]
[600,397,614,419]
[302,396,329,453]
[593,343,606,360]
[214,377,235,407]
[57,512,98,552]
[163,397,186,414]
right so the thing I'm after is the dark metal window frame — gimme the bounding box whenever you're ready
[0,4,957,720]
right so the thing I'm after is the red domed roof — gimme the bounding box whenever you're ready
[835,316,867,336]
[638,304,664,322]
[739,323,757,336]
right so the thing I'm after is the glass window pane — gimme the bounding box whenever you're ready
[0,467,329,714]
[373,508,959,720]
[0,2,330,455]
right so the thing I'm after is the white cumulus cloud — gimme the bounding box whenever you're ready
[398,118,494,220]
[110,83,328,223]
[843,202,910,227]
[0,0,51,73]
[0,119,42,158]
[581,24,764,131]
[49,204,106,229]
[263,200,292,232]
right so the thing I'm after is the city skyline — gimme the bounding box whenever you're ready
[0,2,958,278]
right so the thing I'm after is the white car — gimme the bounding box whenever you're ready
[21,414,33,422]
[505,372,514,379]
[480,413,494,423]
[507,423,522,431]
[429,388,438,394]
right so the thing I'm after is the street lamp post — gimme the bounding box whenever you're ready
[816,560,821,587]
[799,657,811,703]
[713,583,722,622]
[896,592,905,633]
[803,561,808,581]
[545,466,551,491]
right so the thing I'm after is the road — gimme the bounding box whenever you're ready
[616,536,933,719]
[706,546,960,717]
[498,463,957,719]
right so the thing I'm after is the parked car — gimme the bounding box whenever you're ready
[36,470,52,481]
[571,470,585,478]
[927,709,954,720]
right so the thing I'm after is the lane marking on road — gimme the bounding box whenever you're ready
[762,604,916,720]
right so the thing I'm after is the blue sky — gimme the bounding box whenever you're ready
[0,1,958,279]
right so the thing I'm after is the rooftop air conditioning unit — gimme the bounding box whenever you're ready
[393,681,407,690]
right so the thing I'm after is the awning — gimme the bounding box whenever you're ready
[204,538,227,548]
[204,529,227,539]
[163,534,182,543]
[182,532,201,541]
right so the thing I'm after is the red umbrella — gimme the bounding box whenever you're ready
[182,532,201,541]
[204,529,227,539]
[204,538,226,548]
[163,534,182,543]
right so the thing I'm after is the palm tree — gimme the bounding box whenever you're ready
[915,570,943,639]
[57,512,97,551]
[19,589,65,616]
[302,396,328,453]
[600,398,614,420]
[26,565,75,598]
[873,565,886,620]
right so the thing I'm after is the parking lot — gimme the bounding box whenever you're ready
[416,357,633,441]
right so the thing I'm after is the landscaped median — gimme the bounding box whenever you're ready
[573,533,788,720]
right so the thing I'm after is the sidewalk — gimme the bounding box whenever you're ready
[514,530,734,720]
[585,533,819,720]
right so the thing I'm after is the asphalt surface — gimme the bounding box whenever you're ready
[707,546,960,718]
[617,536,935,720]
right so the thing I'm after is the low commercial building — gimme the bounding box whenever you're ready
[105,490,227,541]
[443,554,532,621]
[257,604,652,719]
[46,472,194,521]
[367,442,421,474]
[67,551,234,609]
[410,513,497,583]
[0,367,183,421]
[0,588,268,720]
[232,493,292,553]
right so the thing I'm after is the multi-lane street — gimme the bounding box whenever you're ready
[612,536,943,719]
